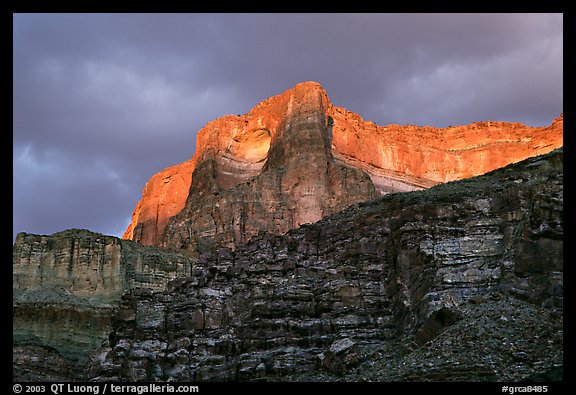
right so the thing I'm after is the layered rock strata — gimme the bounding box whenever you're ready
[160,82,377,253]
[13,229,194,364]
[84,148,562,382]
[123,81,563,253]
[330,109,563,192]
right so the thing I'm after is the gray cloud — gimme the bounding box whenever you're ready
[13,13,563,240]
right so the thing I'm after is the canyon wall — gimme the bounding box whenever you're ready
[13,80,563,382]
[122,82,563,254]
[13,229,194,366]
[329,107,563,192]
[86,148,562,382]
[160,82,377,254]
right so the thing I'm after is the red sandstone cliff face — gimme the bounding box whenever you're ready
[123,159,196,244]
[123,81,563,250]
[158,82,376,252]
[330,107,563,193]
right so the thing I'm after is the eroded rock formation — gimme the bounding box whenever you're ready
[123,161,196,247]
[13,229,193,365]
[14,148,561,382]
[13,80,563,382]
[161,82,377,253]
[13,150,563,381]
[330,108,563,192]
[122,81,563,254]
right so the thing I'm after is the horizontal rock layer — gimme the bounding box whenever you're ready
[13,229,194,363]
[123,81,563,252]
[82,148,562,382]
[330,108,563,191]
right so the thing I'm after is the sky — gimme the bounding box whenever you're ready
[13,13,563,241]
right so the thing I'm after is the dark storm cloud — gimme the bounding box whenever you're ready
[13,13,563,240]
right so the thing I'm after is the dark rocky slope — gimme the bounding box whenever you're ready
[83,148,561,382]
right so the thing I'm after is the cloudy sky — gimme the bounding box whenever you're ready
[13,13,563,240]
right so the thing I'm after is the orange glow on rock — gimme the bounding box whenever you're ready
[123,81,563,249]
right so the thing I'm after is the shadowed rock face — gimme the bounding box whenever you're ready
[12,230,194,364]
[85,149,559,382]
[13,149,563,382]
[122,81,563,253]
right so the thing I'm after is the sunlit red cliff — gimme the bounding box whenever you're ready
[123,81,563,251]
